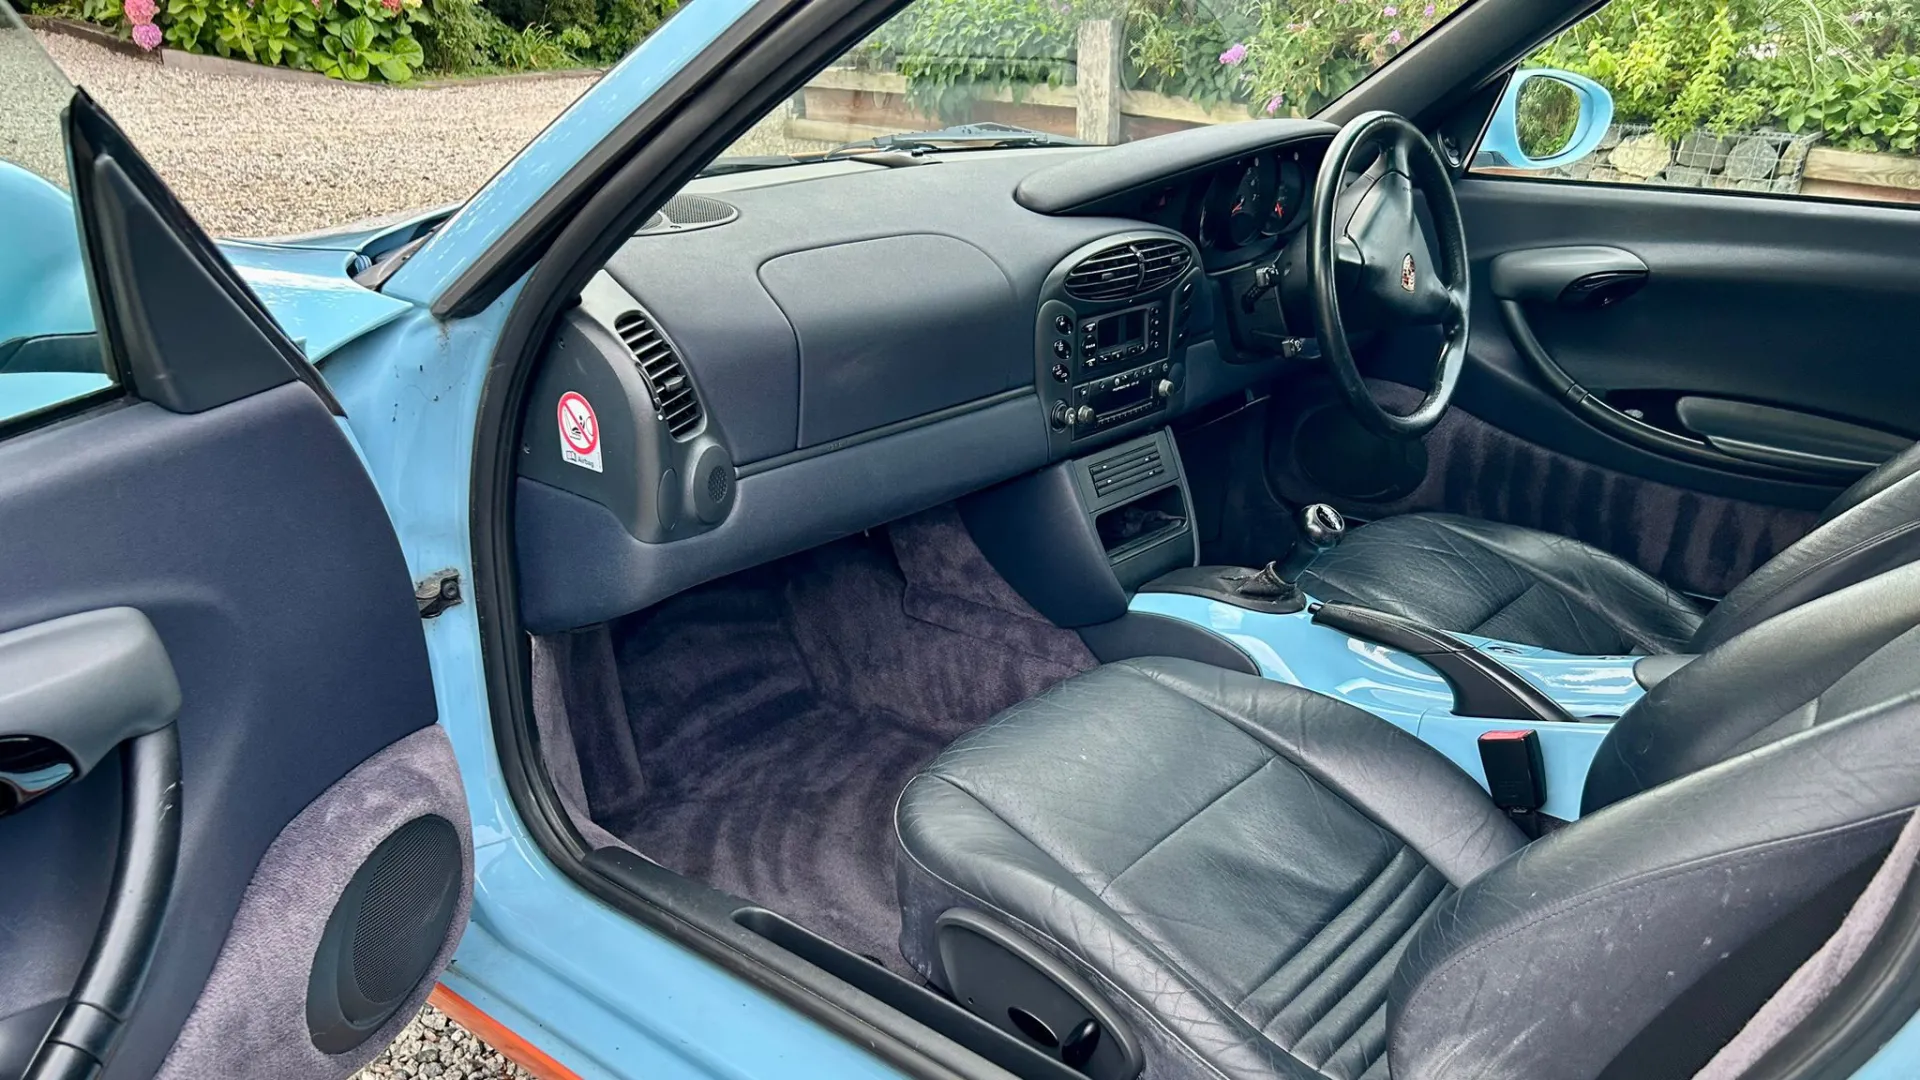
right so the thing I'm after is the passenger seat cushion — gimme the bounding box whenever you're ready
[1300,513,1703,655]
[896,659,1526,1080]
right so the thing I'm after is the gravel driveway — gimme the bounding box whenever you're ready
[34,29,827,237]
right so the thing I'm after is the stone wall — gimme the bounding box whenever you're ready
[1546,124,1818,193]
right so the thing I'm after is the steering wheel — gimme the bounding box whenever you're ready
[1308,111,1470,440]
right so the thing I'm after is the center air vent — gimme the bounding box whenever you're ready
[612,310,704,439]
[1064,239,1193,302]
[637,194,739,235]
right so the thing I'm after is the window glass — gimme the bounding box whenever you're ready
[713,0,1474,166]
[1472,0,1920,206]
[0,13,113,428]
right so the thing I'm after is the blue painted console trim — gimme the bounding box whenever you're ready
[1129,592,1643,820]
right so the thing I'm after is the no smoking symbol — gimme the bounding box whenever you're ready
[559,391,598,454]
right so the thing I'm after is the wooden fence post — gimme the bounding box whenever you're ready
[1076,18,1123,144]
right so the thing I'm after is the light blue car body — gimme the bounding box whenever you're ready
[6,17,1918,1077]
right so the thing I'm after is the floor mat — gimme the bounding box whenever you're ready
[569,507,1096,969]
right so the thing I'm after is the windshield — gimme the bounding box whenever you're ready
[712,0,1468,167]
[24,0,1463,237]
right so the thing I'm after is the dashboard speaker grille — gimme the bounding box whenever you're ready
[637,194,739,235]
[613,310,704,439]
[1065,240,1192,301]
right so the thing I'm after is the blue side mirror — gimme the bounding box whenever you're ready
[1478,69,1615,171]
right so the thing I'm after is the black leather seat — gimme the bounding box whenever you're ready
[1297,442,1920,654]
[895,563,1920,1080]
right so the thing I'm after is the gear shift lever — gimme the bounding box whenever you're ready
[1139,504,1348,614]
[1274,503,1346,585]
[1225,504,1347,606]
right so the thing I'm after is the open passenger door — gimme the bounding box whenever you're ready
[0,36,470,1080]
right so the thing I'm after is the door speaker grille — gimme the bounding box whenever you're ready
[307,813,464,1054]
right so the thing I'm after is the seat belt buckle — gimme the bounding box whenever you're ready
[1478,729,1545,837]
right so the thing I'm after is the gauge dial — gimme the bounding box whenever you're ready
[1207,156,1278,250]
[1263,156,1306,237]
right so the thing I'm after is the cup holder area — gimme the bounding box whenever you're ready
[1094,484,1188,564]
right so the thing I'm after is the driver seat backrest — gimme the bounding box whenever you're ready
[1389,559,1920,1079]
[1690,438,1920,651]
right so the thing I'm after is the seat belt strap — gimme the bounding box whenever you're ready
[1694,809,1920,1079]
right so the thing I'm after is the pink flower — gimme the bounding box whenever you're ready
[132,21,162,48]
[1218,42,1247,65]
[1423,2,1434,13]
[123,0,157,22]
[1383,5,1398,15]
[1387,28,1403,43]
[380,0,400,11]
[1264,93,1285,114]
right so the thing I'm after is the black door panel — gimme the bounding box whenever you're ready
[1459,179,1920,446]
[0,89,466,1079]
[1261,378,1820,598]
[0,385,442,1077]
[1265,175,1920,599]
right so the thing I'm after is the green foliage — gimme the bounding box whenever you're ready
[1773,53,1920,150]
[69,0,432,81]
[43,0,669,78]
[471,0,671,63]
[416,0,498,72]
[1514,75,1582,156]
[585,0,677,62]
[868,0,1920,151]
[1534,0,1920,152]
[1124,0,1256,106]
[865,0,1078,120]
[866,0,1457,121]
[490,20,570,66]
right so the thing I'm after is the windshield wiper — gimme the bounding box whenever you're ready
[696,123,1081,177]
[823,122,1084,158]
[698,154,808,177]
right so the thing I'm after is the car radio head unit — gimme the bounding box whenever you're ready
[1079,301,1165,368]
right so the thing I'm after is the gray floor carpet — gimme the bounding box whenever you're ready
[566,507,1096,969]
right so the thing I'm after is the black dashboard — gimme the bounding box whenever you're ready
[516,119,1338,631]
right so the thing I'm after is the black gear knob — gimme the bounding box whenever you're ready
[1275,503,1346,585]
[1300,503,1346,550]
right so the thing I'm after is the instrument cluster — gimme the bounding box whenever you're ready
[1132,147,1314,270]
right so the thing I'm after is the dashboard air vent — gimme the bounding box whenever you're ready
[1064,240,1193,301]
[612,310,703,439]
[1136,239,1192,292]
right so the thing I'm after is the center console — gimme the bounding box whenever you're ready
[1033,232,1203,455]
[962,430,1199,629]
[959,442,1645,823]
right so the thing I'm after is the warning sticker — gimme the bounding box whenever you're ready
[557,390,603,473]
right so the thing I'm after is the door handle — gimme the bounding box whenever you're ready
[0,609,181,816]
[1490,245,1649,306]
[1,609,183,1080]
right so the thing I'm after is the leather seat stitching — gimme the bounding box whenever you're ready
[1232,849,1420,1014]
[1100,756,1276,899]
[1115,661,1520,886]
[1464,580,1551,639]
[1407,514,1700,653]
[893,786,1260,1080]
[1282,880,1449,1065]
